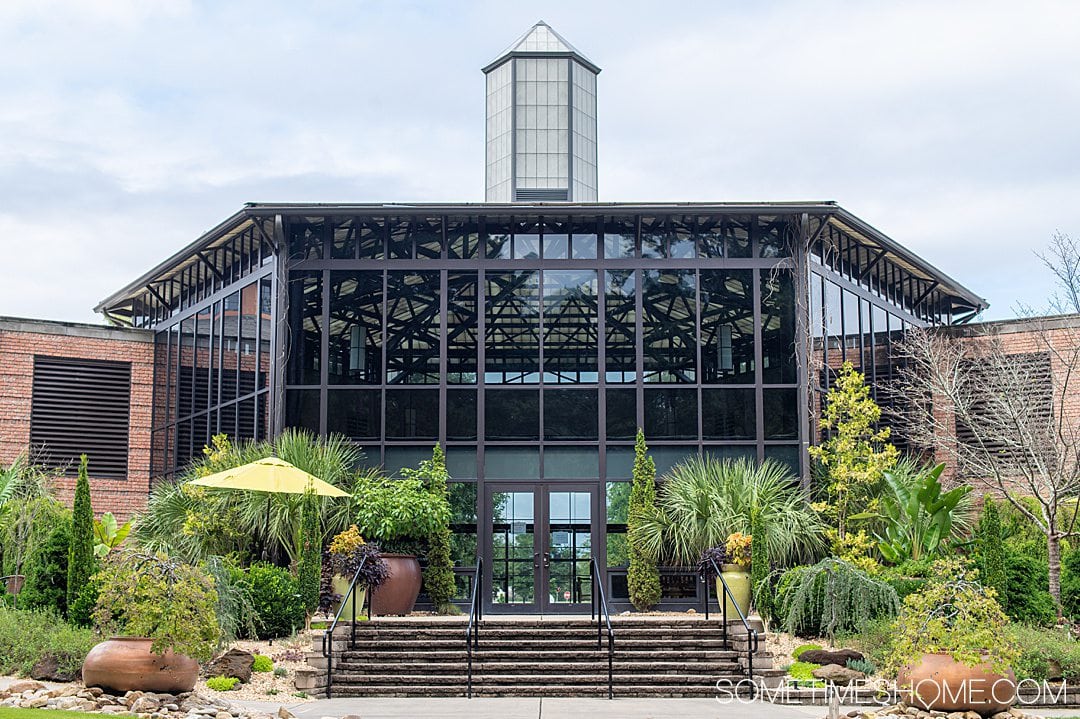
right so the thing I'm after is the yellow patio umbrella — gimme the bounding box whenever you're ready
[186,457,350,558]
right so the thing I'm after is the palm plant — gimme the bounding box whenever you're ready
[136,429,366,564]
[632,456,824,566]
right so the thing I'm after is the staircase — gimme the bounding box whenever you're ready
[298,616,780,698]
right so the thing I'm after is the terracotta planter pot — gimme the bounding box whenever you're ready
[329,574,368,621]
[898,652,1016,713]
[370,554,422,616]
[717,564,751,619]
[82,637,199,693]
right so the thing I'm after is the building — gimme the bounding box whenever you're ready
[6,23,994,610]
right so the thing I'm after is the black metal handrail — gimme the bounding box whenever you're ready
[589,558,615,700]
[321,556,369,700]
[703,557,758,697]
[465,557,483,698]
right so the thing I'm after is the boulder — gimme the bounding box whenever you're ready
[277,708,295,719]
[799,648,865,666]
[6,680,46,694]
[205,649,255,683]
[130,696,162,714]
[31,654,80,682]
[811,663,866,686]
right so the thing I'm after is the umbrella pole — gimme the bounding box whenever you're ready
[262,494,271,562]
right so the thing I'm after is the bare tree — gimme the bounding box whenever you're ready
[895,234,1080,607]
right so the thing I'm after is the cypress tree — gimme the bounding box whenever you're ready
[423,445,457,612]
[750,506,774,624]
[627,429,661,610]
[296,488,321,624]
[66,454,95,616]
[977,496,1008,610]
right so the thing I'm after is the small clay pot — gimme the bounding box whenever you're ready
[898,652,1016,713]
[82,637,199,693]
[370,554,422,616]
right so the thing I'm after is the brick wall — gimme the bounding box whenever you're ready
[0,317,154,521]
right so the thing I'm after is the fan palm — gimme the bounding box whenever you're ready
[632,456,824,566]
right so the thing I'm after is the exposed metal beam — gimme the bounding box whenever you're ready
[195,251,226,282]
[858,249,889,281]
[145,283,170,308]
[912,281,940,308]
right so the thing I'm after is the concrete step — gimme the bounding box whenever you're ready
[331,661,743,674]
[333,649,741,661]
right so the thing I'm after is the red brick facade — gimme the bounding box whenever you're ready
[0,317,154,520]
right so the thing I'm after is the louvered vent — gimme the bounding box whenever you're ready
[31,356,131,479]
[515,188,569,202]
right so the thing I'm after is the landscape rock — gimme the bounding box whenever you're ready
[206,648,255,683]
[277,708,295,719]
[130,696,162,713]
[811,663,866,686]
[6,680,46,694]
[31,654,80,682]
[799,648,866,666]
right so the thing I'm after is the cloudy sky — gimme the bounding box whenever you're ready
[1,0,1078,323]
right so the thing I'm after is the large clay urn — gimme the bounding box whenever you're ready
[82,637,199,693]
[370,554,422,616]
[898,652,1016,714]
[717,563,752,619]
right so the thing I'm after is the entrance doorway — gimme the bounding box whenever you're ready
[485,483,598,613]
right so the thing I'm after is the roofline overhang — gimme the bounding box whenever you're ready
[482,50,602,75]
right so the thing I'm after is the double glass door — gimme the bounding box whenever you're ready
[487,483,597,613]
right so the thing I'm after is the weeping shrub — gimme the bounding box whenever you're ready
[779,558,900,640]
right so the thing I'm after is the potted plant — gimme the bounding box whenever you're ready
[323,525,390,620]
[350,470,448,615]
[888,558,1019,713]
[83,549,221,693]
[709,533,753,618]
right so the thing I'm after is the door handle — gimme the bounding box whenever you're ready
[542,552,551,568]
[533,552,541,569]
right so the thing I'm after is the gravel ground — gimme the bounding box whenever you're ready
[197,635,315,703]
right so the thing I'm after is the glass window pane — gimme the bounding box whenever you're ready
[544,448,599,478]
[486,218,512,259]
[650,446,699,477]
[764,388,798,440]
[764,445,800,477]
[725,216,752,258]
[606,481,630,567]
[514,218,540,259]
[447,216,480,260]
[287,273,321,385]
[700,270,755,384]
[385,446,434,476]
[446,389,477,441]
[603,216,635,258]
[542,217,569,259]
[570,217,598,259]
[644,388,698,440]
[605,388,636,440]
[331,217,358,259]
[385,389,439,441]
[604,270,636,383]
[757,215,790,258]
[703,445,756,463]
[446,449,478,480]
[447,273,479,383]
[668,216,695,258]
[239,282,258,397]
[696,216,725,258]
[327,271,381,385]
[288,217,323,260]
[357,217,385,260]
[543,270,598,383]
[285,390,320,433]
[326,389,380,442]
[258,278,272,392]
[485,271,540,383]
[485,448,540,479]
[640,216,664,259]
[762,269,797,383]
[485,389,539,440]
[642,270,696,383]
[606,447,634,480]
[701,388,755,440]
[544,389,598,440]
[385,271,440,384]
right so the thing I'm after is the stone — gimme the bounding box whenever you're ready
[277,708,295,719]
[799,648,866,666]
[206,649,255,683]
[30,654,80,682]
[990,714,1011,719]
[6,680,45,694]
[216,711,234,719]
[131,696,162,714]
[340,715,363,719]
[100,705,130,714]
[811,663,866,686]
[25,695,49,709]
[962,713,981,719]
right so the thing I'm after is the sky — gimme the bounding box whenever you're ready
[1,0,1078,324]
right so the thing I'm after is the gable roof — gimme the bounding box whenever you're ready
[483,21,600,73]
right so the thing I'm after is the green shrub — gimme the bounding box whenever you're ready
[0,605,96,678]
[1004,553,1056,625]
[19,505,72,615]
[205,676,239,691]
[836,617,894,674]
[1008,624,1080,682]
[846,657,877,675]
[975,497,1008,608]
[880,559,933,600]
[252,654,273,673]
[778,559,900,640]
[408,446,456,613]
[792,643,822,661]
[242,563,305,639]
[627,430,661,611]
[1062,546,1080,620]
[273,666,288,678]
[67,455,96,618]
[787,661,821,682]
[296,490,321,620]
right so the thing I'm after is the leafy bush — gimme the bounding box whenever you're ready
[887,558,1017,675]
[787,661,821,681]
[974,497,1008,608]
[1061,546,1080,620]
[242,562,305,640]
[402,446,457,613]
[1004,553,1056,625]
[205,676,239,691]
[273,666,288,678]
[778,558,900,640]
[836,617,894,673]
[252,654,273,673]
[846,657,877,675]
[18,504,72,615]
[0,605,96,678]
[880,558,933,600]
[792,643,822,660]
[1008,624,1080,682]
